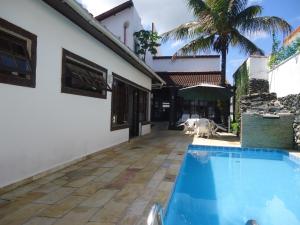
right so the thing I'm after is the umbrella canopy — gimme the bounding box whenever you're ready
[179,83,232,101]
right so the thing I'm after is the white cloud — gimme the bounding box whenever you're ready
[246,30,269,41]
[248,0,263,5]
[80,0,194,34]
[171,40,185,48]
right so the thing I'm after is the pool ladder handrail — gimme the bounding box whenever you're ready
[147,203,165,225]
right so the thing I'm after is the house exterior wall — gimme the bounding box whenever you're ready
[99,6,157,67]
[99,7,143,52]
[0,0,151,188]
[269,52,300,97]
[151,57,221,72]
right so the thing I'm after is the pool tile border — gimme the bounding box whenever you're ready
[188,144,300,165]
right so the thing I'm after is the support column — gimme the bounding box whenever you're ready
[169,88,177,129]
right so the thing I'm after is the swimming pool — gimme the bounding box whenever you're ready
[164,145,300,225]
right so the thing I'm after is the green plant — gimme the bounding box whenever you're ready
[162,0,291,85]
[231,122,240,134]
[269,37,300,68]
[233,61,249,122]
[268,32,280,68]
[134,30,161,61]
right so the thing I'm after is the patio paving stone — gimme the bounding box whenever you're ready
[0,203,48,225]
[113,184,144,204]
[32,183,62,193]
[39,195,87,218]
[34,187,75,204]
[90,200,128,223]
[64,176,97,188]
[0,182,41,200]
[0,192,46,218]
[22,217,57,225]
[0,128,239,225]
[79,189,118,208]
[73,181,107,197]
[52,207,98,225]
[93,165,128,183]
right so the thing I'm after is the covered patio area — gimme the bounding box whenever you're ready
[0,128,239,225]
[152,71,232,130]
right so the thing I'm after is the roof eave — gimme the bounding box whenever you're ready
[153,55,220,60]
[41,0,165,85]
[95,0,134,21]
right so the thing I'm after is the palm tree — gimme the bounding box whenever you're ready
[163,0,291,85]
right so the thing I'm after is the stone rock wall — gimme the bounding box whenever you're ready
[240,92,281,114]
[278,94,300,113]
[249,79,269,95]
[240,92,300,149]
[278,94,300,149]
[294,115,300,150]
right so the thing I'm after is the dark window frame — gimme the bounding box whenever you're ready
[0,18,37,88]
[110,77,130,131]
[61,49,111,99]
[111,73,150,131]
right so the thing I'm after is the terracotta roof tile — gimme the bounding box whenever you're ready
[157,72,222,87]
[284,26,300,45]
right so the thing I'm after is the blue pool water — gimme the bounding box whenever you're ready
[164,145,300,225]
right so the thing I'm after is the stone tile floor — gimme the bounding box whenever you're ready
[0,129,239,225]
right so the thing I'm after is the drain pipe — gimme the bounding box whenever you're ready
[61,0,165,86]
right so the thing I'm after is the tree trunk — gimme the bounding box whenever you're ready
[221,49,226,86]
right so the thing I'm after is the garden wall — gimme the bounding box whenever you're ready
[269,52,300,97]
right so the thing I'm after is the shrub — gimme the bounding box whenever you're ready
[231,122,240,135]
[269,37,300,69]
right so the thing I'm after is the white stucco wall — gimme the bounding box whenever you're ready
[248,56,269,80]
[269,52,300,97]
[151,57,220,72]
[0,0,152,188]
[100,7,143,52]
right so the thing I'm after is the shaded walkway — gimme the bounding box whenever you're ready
[0,129,239,225]
[0,130,192,225]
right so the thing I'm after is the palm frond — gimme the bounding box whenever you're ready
[186,0,210,17]
[234,5,263,25]
[209,0,230,16]
[213,35,230,52]
[231,30,264,55]
[161,22,205,42]
[228,0,248,16]
[238,16,292,36]
[173,34,216,57]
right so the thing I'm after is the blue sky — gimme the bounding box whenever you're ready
[82,0,299,84]
[159,0,300,84]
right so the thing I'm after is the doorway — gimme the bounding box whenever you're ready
[129,87,140,138]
